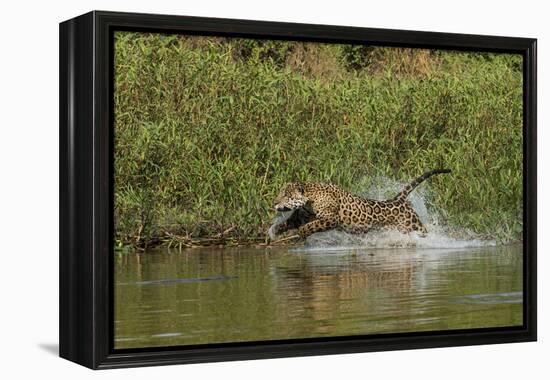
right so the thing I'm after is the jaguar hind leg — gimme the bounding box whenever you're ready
[411,218,427,237]
[397,207,427,237]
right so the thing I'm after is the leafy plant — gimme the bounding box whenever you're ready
[114,32,523,248]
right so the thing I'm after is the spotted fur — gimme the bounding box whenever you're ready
[271,169,450,239]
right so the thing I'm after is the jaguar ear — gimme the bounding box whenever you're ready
[296,183,305,194]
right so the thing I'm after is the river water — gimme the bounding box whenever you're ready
[114,243,523,349]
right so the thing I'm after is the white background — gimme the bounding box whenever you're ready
[0,0,547,378]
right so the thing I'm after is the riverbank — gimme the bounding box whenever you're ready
[114,32,523,249]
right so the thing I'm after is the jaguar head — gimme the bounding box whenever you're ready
[273,182,308,212]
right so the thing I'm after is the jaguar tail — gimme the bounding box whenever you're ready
[392,169,451,201]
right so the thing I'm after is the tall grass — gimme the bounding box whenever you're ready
[114,32,523,248]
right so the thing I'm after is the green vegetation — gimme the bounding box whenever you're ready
[114,32,523,249]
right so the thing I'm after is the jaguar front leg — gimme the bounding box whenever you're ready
[268,208,316,240]
[298,217,339,238]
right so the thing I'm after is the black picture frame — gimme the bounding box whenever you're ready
[59,10,537,369]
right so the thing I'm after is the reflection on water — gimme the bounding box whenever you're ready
[114,245,523,349]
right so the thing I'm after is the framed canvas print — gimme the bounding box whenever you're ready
[59,11,537,369]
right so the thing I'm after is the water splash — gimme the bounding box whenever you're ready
[304,226,495,251]
[270,176,495,250]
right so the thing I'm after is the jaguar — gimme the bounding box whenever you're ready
[270,169,451,240]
